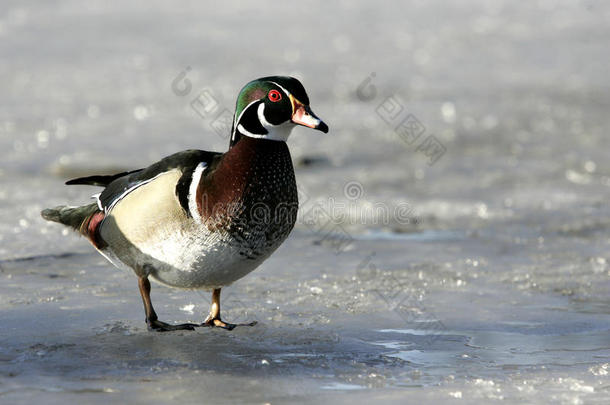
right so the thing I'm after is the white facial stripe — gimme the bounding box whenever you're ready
[231,99,259,141]
[270,81,292,99]
[237,123,262,138]
[257,103,272,127]
[188,162,207,222]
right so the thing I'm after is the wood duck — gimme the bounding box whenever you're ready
[42,76,328,332]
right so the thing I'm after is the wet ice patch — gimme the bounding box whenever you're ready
[180,304,195,314]
[321,382,366,390]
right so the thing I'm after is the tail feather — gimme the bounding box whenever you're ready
[41,203,100,232]
[65,170,139,187]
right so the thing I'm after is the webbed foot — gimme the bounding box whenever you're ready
[201,288,257,330]
[200,317,257,331]
[147,319,198,332]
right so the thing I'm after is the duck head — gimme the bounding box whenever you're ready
[230,76,328,147]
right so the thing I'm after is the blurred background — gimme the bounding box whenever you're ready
[1,1,609,404]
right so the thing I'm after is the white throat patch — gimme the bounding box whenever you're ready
[235,103,294,142]
[255,103,295,141]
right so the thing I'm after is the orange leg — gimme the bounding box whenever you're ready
[201,288,257,330]
[138,276,197,332]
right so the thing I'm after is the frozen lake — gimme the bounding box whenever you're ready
[1,0,610,403]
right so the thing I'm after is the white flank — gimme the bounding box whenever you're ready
[188,162,207,222]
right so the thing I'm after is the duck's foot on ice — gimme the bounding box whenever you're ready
[147,319,198,332]
[201,288,257,330]
[201,317,257,331]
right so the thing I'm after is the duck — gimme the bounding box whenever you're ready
[41,76,328,332]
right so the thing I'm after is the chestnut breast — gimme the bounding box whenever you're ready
[196,137,298,255]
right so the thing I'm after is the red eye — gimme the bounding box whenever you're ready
[268,89,282,102]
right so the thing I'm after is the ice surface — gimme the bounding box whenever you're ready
[1,0,610,403]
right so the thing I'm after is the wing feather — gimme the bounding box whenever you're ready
[66,149,223,214]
